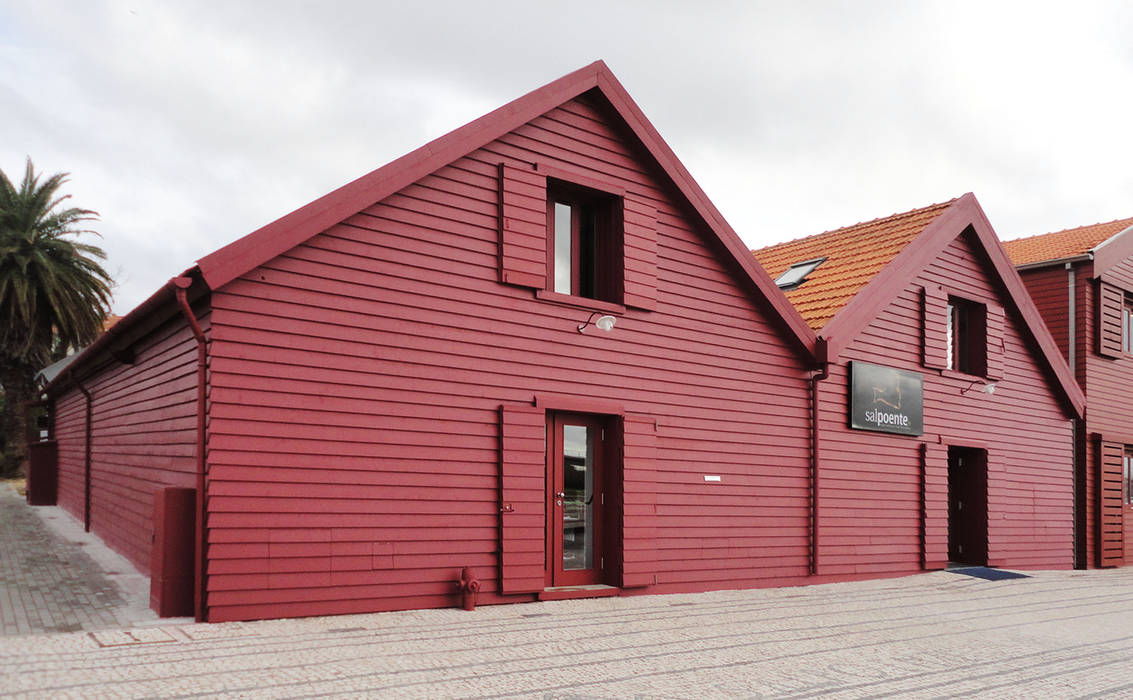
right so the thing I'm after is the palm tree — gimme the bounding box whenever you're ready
[0,159,112,477]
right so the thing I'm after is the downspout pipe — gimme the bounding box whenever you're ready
[809,338,830,576]
[76,379,93,532]
[173,276,208,623]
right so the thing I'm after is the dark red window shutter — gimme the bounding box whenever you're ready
[1097,281,1124,359]
[621,415,656,588]
[622,193,658,311]
[1098,439,1125,568]
[922,285,949,369]
[921,442,948,570]
[985,302,1006,380]
[499,404,546,594]
[498,163,547,289]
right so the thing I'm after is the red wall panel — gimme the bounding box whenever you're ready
[203,94,814,622]
[52,308,208,573]
[821,231,1074,576]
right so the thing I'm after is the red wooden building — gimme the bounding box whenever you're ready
[1004,217,1133,568]
[755,195,1084,575]
[36,62,1085,624]
[41,62,828,622]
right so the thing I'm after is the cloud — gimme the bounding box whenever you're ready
[2,0,1131,313]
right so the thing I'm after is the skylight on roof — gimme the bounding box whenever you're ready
[775,257,826,290]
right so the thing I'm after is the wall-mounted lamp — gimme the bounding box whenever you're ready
[961,380,997,395]
[578,312,617,334]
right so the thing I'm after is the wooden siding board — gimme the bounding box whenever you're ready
[203,95,813,621]
[51,309,207,574]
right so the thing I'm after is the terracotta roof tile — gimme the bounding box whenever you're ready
[1002,216,1133,266]
[752,200,957,331]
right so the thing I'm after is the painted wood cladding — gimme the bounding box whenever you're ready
[920,442,948,569]
[921,285,948,369]
[1097,281,1124,358]
[820,232,1073,575]
[52,310,208,572]
[498,404,544,594]
[1019,254,1133,568]
[498,164,546,289]
[1097,439,1125,567]
[203,94,813,621]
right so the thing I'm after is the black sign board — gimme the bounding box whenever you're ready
[849,362,924,436]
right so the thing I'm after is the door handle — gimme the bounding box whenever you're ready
[556,492,565,498]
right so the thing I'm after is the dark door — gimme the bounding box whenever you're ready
[546,413,606,586]
[948,446,988,565]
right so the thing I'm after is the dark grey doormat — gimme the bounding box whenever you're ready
[947,567,1031,581]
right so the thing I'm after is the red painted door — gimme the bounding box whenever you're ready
[546,413,606,586]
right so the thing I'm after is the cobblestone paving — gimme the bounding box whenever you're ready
[2,563,1133,698]
[0,482,164,635]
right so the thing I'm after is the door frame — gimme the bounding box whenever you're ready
[947,444,989,566]
[545,411,612,587]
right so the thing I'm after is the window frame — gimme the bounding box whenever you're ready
[544,177,623,306]
[946,296,988,376]
[1124,297,1133,355]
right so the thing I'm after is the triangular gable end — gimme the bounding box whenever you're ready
[195,61,817,362]
[1091,224,1133,280]
[820,193,1084,417]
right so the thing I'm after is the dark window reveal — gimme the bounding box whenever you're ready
[947,297,987,375]
[547,181,619,302]
[1125,448,1133,505]
[1124,298,1133,354]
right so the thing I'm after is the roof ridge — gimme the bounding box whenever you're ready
[751,198,959,255]
[1002,214,1133,244]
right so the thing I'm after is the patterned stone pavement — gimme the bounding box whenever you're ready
[0,482,167,635]
[3,480,1133,697]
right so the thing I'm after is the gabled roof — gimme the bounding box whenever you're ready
[193,60,816,359]
[754,193,1084,417]
[754,200,957,331]
[1003,216,1133,275]
[46,61,819,392]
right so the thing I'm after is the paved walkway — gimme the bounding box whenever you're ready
[0,482,168,635]
[4,481,1133,697]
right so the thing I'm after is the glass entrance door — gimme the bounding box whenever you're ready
[547,413,605,586]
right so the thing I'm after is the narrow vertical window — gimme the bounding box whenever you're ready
[947,297,987,375]
[553,202,572,295]
[1125,449,1133,505]
[545,180,617,303]
[1124,299,1133,354]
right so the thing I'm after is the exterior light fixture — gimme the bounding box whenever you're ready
[961,380,997,395]
[578,312,617,334]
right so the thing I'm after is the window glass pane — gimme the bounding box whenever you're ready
[562,424,594,571]
[554,202,572,295]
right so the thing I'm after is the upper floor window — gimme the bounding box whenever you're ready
[947,297,987,375]
[1124,297,1133,354]
[547,180,620,303]
[1125,448,1133,505]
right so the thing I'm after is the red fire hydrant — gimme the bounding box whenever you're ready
[458,567,481,611]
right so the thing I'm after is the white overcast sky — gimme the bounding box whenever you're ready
[2,1,1131,314]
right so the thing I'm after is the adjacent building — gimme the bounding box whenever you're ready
[1004,217,1133,568]
[755,195,1084,575]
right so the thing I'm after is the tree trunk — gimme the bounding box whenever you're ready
[0,362,37,478]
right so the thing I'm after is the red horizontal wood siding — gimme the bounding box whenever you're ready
[204,93,813,622]
[52,308,208,573]
[821,231,1074,576]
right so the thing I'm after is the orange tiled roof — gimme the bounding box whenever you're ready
[1003,216,1133,266]
[753,200,956,331]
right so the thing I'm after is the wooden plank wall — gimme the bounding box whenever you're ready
[1089,256,1133,564]
[820,232,1074,575]
[203,93,814,622]
[52,309,207,573]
